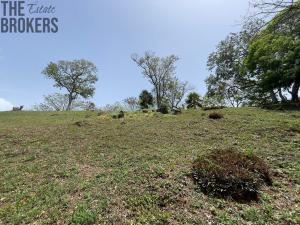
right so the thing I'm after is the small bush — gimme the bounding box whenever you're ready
[112,111,125,119]
[157,105,169,114]
[208,112,223,119]
[172,108,182,115]
[192,149,272,202]
[118,110,125,119]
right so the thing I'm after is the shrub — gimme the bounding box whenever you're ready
[111,111,125,119]
[118,110,125,119]
[192,149,272,202]
[172,108,182,115]
[208,112,223,119]
[157,104,169,114]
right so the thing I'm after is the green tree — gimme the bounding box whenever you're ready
[245,30,300,103]
[185,92,202,109]
[139,90,154,109]
[250,0,300,35]
[42,60,98,111]
[206,20,263,107]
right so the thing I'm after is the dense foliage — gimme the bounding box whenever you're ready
[206,2,300,107]
[139,90,154,109]
[245,21,300,103]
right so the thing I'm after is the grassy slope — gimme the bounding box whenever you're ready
[0,108,299,225]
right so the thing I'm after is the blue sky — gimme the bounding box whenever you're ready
[0,0,251,110]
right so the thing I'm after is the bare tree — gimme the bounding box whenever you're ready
[34,93,92,111]
[132,52,179,109]
[251,0,298,14]
[165,77,192,109]
[100,102,125,113]
[123,97,139,111]
[248,0,300,33]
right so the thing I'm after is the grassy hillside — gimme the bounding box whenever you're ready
[0,108,299,224]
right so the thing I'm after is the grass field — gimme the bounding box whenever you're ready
[0,108,299,224]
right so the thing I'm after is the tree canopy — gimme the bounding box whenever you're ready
[43,59,98,111]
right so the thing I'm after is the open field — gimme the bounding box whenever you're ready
[0,108,299,224]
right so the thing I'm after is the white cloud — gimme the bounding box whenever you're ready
[0,98,13,111]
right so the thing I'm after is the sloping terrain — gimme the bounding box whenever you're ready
[0,108,299,224]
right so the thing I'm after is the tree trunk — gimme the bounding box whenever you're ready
[291,75,300,103]
[66,94,73,111]
[156,90,161,109]
[270,90,278,103]
[278,88,287,102]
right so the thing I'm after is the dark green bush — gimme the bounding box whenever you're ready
[192,149,272,202]
[112,111,125,119]
[157,104,169,114]
[139,90,154,109]
[208,112,223,119]
[118,110,125,118]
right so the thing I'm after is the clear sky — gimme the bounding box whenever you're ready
[0,0,251,111]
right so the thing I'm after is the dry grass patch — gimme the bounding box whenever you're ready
[192,149,272,202]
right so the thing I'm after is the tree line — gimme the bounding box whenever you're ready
[35,0,300,111]
[35,54,202,112]
[206,0,300,107]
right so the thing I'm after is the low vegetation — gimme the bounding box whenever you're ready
[208,112,224,119]
[0,108,299,224]
[192,149,272,202]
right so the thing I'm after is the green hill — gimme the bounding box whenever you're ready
[0,108,299,224]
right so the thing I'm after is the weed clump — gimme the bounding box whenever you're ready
[208,112,223,119]
[192,149,272,202]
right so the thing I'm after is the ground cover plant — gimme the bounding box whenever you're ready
[0,108,300,224]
